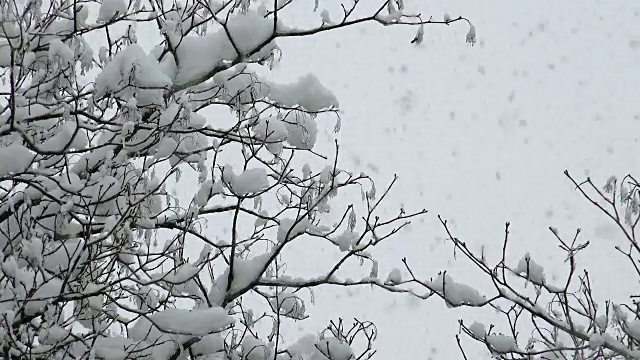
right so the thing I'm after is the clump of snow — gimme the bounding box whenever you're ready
[194,179,224,207]
[320,166,334,184]
[148,307,233,335]
[376,5,403,23]
[153,263,199,284]
[385,268,402,284]
[254,210,270,228]
[411,24,424,45]
[48,39,75,66]
[589,333,605,349]
[626,320,640,341]
[315,337,353,360]
[2,103,60,124]
[223,166,270,196]
[468,322,486,338]
[90,176,121,203]
[231,254,271,290]
[22,236,43,265]
[0,144,33,176]
[277,218,310,242]
[94,44,172,106]
[429,273,486,307]
[22,51,36,69]
[333,230,357,252]
[39,325,70,344]
[83,283,104,311]
[466,24,477,45]
[214,252,274,295]
[154,137,178,159]
[1,256,19,278]
[93,337,145,359]
[191,333,225,356]
[40,121,88,152]
[0,40,13,67]
[212,67,270,104]
[284,111,318,149]
[242,334,271,360]
[268,74,339,112]
[90,334,179,360]
[25,278,63,316]
[98,0,127,22]
[287,334,317,359]
[487,334,521,353]
[320,9,332,24]
[270,290,306,319]
[253,117,288,143]
[176,11,277,84]
[514,252,546,286]
[190,112,207,128]
[160,102,181,127]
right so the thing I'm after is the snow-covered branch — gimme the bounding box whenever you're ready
[413,173,640,359]
[0,0,471,358]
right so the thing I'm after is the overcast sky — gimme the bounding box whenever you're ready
[263,1,640,358]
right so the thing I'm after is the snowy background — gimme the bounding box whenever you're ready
[261,1,640,358]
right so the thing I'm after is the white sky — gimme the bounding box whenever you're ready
[266,1,640,358]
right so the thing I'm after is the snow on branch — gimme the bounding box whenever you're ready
[0,0,467,358]
[414,173,640,359]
